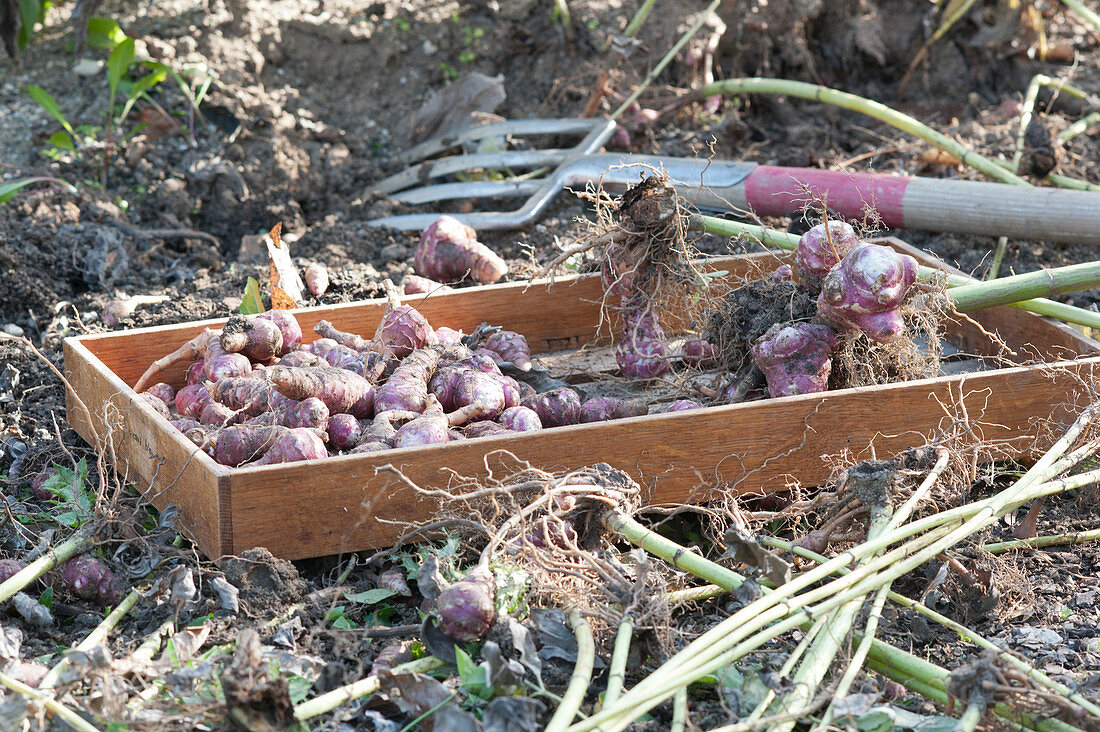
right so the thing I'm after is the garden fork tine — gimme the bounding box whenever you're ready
[367,117,1100,245]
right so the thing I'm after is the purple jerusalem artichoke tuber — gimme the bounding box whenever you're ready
[139,392,171,419]
[794,221,859,286]
[616,302,670,379]
[751,322,838,398]
[393,395,450,448]
[309,337,369,374]
[415,215,508,284]
[464,421,512,438]
[327,413,362,451]
[277,349,319,368]
[404,274,454,295]
[305,262,330,297]
[434,565,495,642]
[185,359,206,386]
[375,346,443,414]
[210,376,274,416]
[666,399,703,412]
[143,382,176,406]
[498,406,542,431]
[265,365,374,415]
[213,425,289,466]
[249,428,328,465]
[450,370,507,423]
[680,338,716,367]
[482,330,533,371]
[816,242,919,343]
[580,397,648,423]
[256,310,303,355]
[175,384,214,419]
[220,314,284,363]
[374,288,437,359]
[60,556,125,606]
[0,558,25,583]
[434,326,464,347]
[521,387,582,427]
[203,338,252,382]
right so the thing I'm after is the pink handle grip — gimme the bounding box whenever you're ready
[743,166,908,226]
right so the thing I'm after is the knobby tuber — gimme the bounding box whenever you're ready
[277,350,319,368]
[221,315,284,363]
[374,285,436,358]
[817,242,919,343]
[204,339,252,382]
[617,301,670,379]
[482,330,533,371]
[265,365,374,415]
[175,384,213,419]
[794,220,859,290]
[450,370,507,422]
[326,413,361,451]
[250,428,328,465]
[143,382,176,405]
[667,399,702,412]
[375,346,443,414]
[60,556,125,606]
[213,425,288,466]
[140,392,171,419]
[499,406,542,432]
[415,215,508,284]
[185,359,206,385]
[580,397,648,423]
[404,274,453,295]
[257,310,303,355]
[751,322,838,397]
[464,421,511,438]
[521,388,582,428]
[434,564,496,642]
[305,262,329,297]
[680,338,716,366]
[210,377,274,416]
[393,394,450,448]
[434,326,464,347]
[308,337,369,374]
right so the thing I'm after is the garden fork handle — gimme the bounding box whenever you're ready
[589,155,1100,245]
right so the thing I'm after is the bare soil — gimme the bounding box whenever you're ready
[3,1,1100,730]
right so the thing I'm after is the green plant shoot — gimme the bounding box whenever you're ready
[239,277,265,315]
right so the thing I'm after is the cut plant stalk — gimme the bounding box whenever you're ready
[688,215,1100,329]
[578,406,1100,730]
[603,507,1100,732]
[38,585,144,690]
[984,527,1100,554]
[0,670,103,732]
[0,531,94,604]
[603,615,634,706]
[293,656,446,721]
[764,535,1100,723]
[545,610,596,732]
[689,78,1027,186]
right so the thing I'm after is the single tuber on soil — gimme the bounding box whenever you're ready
[415,215,508,284]
[433,564,496,643]
[59,556,125,607]
[305,262,330,297]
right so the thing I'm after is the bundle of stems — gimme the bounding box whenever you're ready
[688,215,1100,330]
[569,404,1100,732]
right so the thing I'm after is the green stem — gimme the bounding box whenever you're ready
[0,670,103,732]
[984,527,1100,553]
[582,409,1098,730]
[0,532,93,604]
[293,656,446,722]
[1059,111,1100,143]
[946,261,1100,312]
[622,0,658,37]
[546,610,596,732]
[764,535,1100,722]
[604,615,634,707]
[1060,0,1100,34]
[670,687,688,732]
[695,78,1028,186]
[611,0,721,120]
[689,214,1100,329]
[665,583,727,604]
[39,586,143,690]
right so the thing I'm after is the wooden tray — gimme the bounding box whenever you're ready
[63,241,1100,560]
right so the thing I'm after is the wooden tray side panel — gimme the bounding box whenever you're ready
[223,359,1100,559]
[63,338,228,557]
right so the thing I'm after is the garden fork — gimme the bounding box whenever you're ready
[367,117,1100,245]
